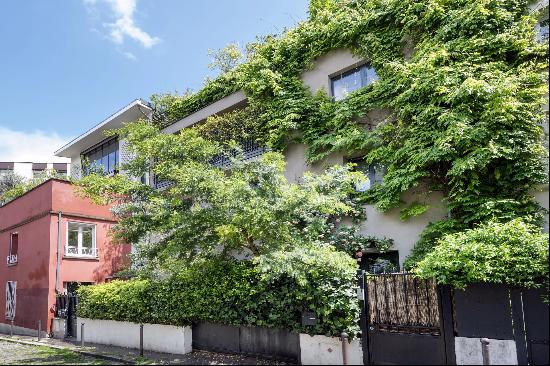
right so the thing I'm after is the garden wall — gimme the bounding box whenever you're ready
[76,318,192,355]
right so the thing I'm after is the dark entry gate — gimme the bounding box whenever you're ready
[55,294,78,337]
[361,273,455,365]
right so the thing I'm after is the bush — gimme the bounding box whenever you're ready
[414,219,549,290]
[77,250,360,337]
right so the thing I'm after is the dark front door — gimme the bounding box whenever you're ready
[362,273,453,365]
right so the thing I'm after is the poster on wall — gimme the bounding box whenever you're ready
[5,281,16,320]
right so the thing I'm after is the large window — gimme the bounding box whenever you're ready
[331,64,378,101]
[66,222,97,257]
[82,138,119,175]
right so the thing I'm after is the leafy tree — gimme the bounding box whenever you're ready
[0,171,25,203]
[78,120,365,263]
[0,169,68,205]
[208,43,244,74]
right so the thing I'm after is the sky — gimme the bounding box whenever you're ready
[0,0,309,162]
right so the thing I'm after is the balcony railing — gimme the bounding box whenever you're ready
[211,139,267,169]
[6,254,17,266]
[66,247,98,258]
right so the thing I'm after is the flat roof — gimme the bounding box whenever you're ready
[55,99,152,158]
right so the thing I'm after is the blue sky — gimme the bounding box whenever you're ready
[0,0,309,162]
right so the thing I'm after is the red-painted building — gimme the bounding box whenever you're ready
[0,178,130,335]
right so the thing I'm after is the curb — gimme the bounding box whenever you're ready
[0,336,135,364]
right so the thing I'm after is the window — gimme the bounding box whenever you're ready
[348,157,386,191]
[539,16,549,43]
[5,281,16,320]
[66,222,97,257]
[7,233,18,266]
[82,138,119,176]
[331,64,378,101]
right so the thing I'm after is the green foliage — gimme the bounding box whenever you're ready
[78,253,360,337]
[414,218,549,289]
[0,170,70,205]
[78,120,365,261]
[0,171,25,202]
[208,43,244,74]
[400,201,430,221]
[144,0,547,266]
[329,225,393,255]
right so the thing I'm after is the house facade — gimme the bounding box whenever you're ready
[55,3,549,270]
[0,179,130,335]
[54,99,152,181]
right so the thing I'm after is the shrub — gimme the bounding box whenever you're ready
[77,252,360,337]
[414,219,549,290]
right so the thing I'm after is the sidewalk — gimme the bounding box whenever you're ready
[0,333,290,365]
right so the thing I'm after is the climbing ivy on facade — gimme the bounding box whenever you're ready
[150,0,548,266]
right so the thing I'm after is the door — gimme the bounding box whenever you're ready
[362,273,453,365]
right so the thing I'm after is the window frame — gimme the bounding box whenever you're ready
[65,221,97,258]
[347,156,386,192]
[330,63,378,101]
[81,137,119,176]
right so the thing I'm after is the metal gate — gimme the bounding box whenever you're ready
[361,273,454,365]
[514,288,549,365]
[55,294,78,337]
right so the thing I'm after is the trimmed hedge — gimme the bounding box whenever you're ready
[77,249,360,337]
[414,219,549,290]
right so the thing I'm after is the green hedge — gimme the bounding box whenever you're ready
[414,219,549,290]
[77,249,360,337]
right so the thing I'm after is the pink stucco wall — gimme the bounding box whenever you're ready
[0,179,130,333]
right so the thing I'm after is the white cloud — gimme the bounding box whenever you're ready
[0,127,70,163]
[121,50,137,60]
[84,0,160,49]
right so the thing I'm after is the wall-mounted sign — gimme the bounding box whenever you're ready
[5,281,16,320]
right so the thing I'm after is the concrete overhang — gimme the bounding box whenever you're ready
[162,90,247,134]
[55,99,152,158]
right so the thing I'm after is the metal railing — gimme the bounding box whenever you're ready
[66,247,98,257]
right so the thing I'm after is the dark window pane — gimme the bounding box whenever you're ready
[331,64,377,101]
[10,234,18,256]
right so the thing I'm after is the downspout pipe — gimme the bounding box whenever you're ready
[55,211,62,293]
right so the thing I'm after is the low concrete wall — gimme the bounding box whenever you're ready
[299,334,363,365]
[76,318,192,355]
[0,322,47,338]
[455,337,517,365]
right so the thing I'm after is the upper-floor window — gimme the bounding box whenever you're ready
[7,233,18,266]
[331,64,378,101]
[66,222,97,258]
[348,157,386,192]
[82,138,119,176]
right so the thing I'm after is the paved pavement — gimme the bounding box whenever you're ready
[0,335,292,365]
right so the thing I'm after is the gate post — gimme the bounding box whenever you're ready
[358,269,371,365]
[439,285,456,365]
